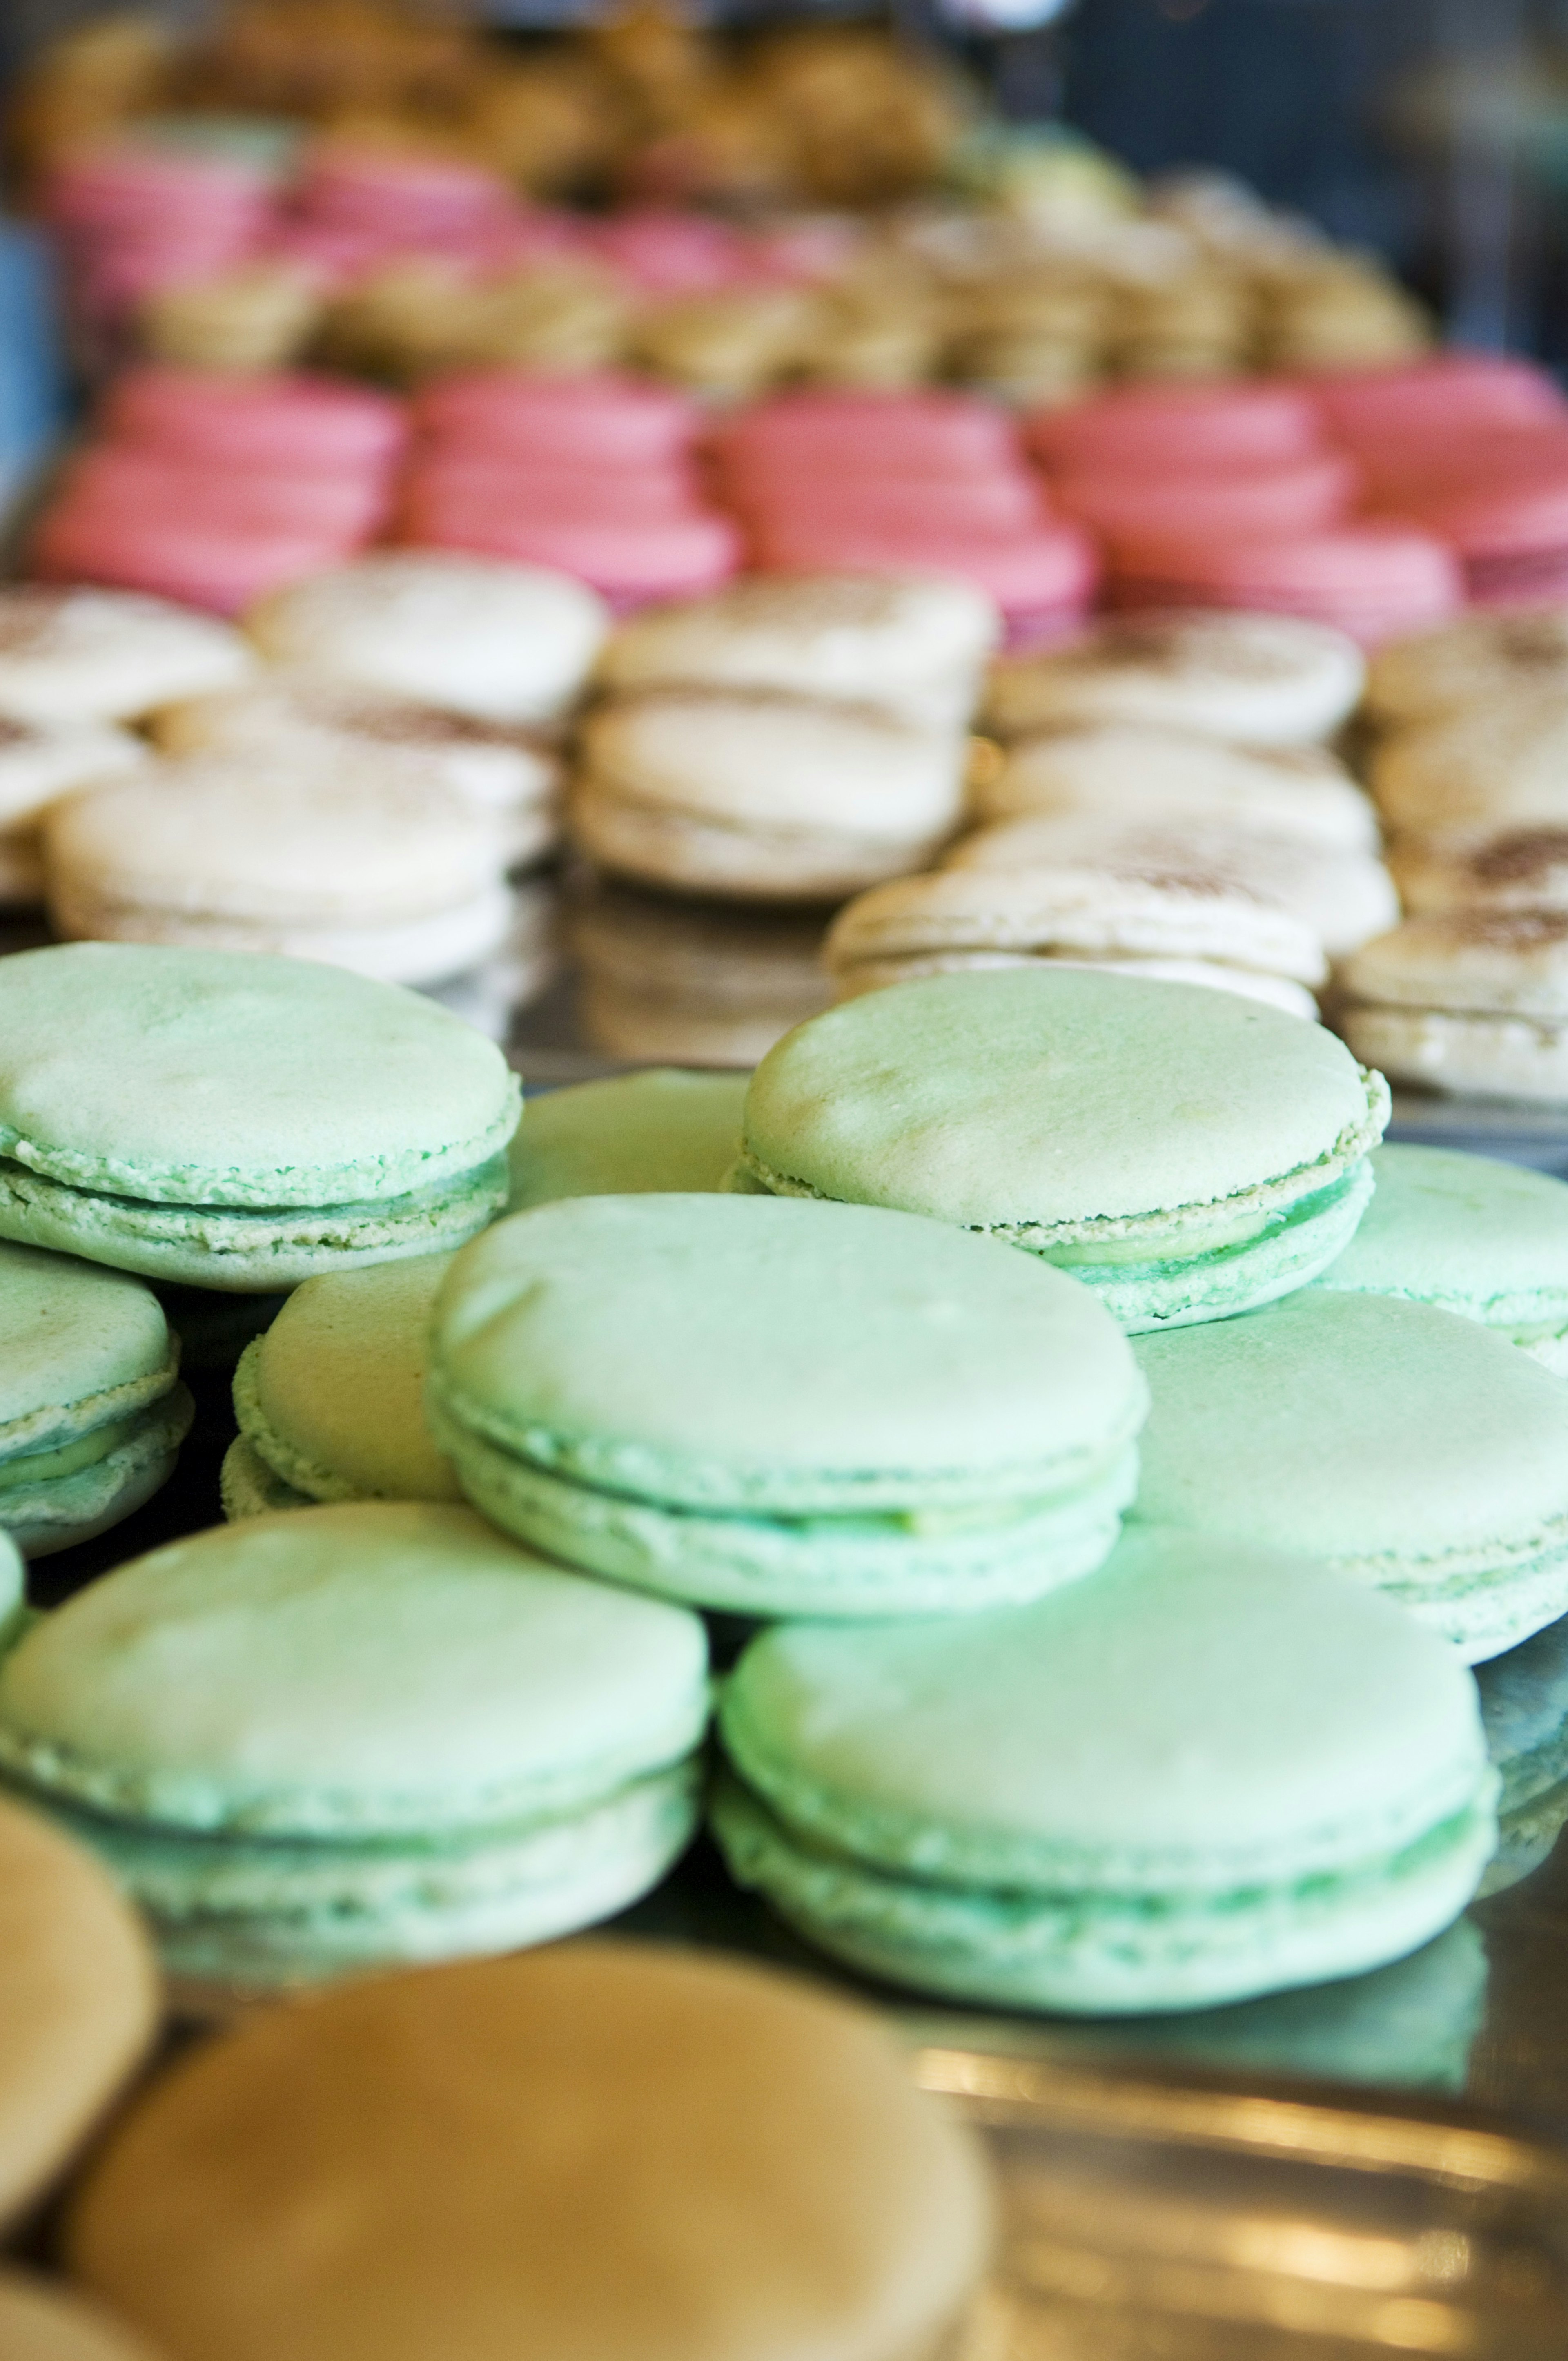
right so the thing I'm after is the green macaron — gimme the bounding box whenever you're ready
[712,1523,1495,2013]
[0,943,520,1292]
[508,1069,749,1210]
[0,1241,193,1558]
[222,1253,459,1518]
[0,1502,710,1986]
[428,1193,1147,1619]
[1132,1289,1568,1662]
[1314,1142,1568,1369]
[735,969,1388,1331]
[1474,1614,1568,1894]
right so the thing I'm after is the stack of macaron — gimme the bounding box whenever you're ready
[32,366,408,615]
[399,368,741,611]
[712,391,1098,648]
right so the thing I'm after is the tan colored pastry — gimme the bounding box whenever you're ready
[984,613,1367,746]
[1390,827,1568,918]
[631,287,817,398]
[571,879,831,1064]
[1341,910,1568,1104]
[138,264,324,374]
[1365,608,1568,731]
[1370,689,1568,842]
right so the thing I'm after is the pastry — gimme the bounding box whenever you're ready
[568,881,831,1065]
[101,363,406,476]
[1391,827,1568,918]
[1340,911,1568,1104]
[1133,1288,1568,1659]
[0,1240,192,1556]
[1366,607,1568,730]
[1370,689,1568,841]
[0,2274,163,2361]
[245,552,608,724]
[406,500,740,610]
[413,368,696,469]
[137,260,323,372]
[0,943,519,1289]
[1027,379,1321,473]
[1105,524,1462,647]
[713,1523,1494,2010]
[1474,1615,1568,1893]
[737,968,1387,1330]
[33,495,368,620]
[0,586,253,725]
[983,612,1366,744]
[0,1503,709,1984]
[428,1193,1145,1618]
[508,1070,748,1207]
[751,519,1096,649]
[0,716,149,910]
[67,1942,989,2361]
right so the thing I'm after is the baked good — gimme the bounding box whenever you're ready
[737,968,1387,1330]
[45,754,513,986]
[572,688,968,901]
[0,1503,709,1983]
[0,943,519,1289]
[32,497,367,620]
[0,1241,192,1556]
[822,864,1324,1018]
[595,573,999,732]
[0,716,149,910]
[750,518,1097,647]
[1314,1143,1568,1370]
[508,1070,748,1208]
[1340,911,1568,1105]
[0,2274,163,2361]
[568,882,831,1065]
[713,1523,1495,2010]
[413,368,696,468]
[223,1253,458,1517]
[1105,524,1461,647]
[1475,1614,1568,1893]
[428,1193,1145,1617]
[102,365,406,476]
[0,586,253,725]
[1364,606,1568,730]
[0,1775,158,2232]
[983,612,1366,744]
[1391,827,1568,917]
[1133,1288,1568,1659]
[67,1942,990,2361]
[245,553,608,724]
[1370,690,1568,841]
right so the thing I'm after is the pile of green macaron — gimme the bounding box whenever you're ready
[1,945,1567,2020]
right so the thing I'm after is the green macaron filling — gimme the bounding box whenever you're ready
[0,1411,149,1492]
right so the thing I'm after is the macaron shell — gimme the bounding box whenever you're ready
[0,1240,174,1447]
[5,1384,195,1560]
[507,1070,748,1208]
[0,587,255,727]
[1314,1142,1568,1334]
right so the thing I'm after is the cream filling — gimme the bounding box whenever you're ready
[0,1411,143,1490]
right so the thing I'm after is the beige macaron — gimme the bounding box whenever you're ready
[974,724,1380,854]
[1341,911,1568,1103]
[824,860,1325,1016]
[67,1941,991,2361]
[1371,688,1568,843]
[0,1790,158,2231]
[0,2274,163,2361]
[570,882,832,1065]
[1365,607,1568,732]
[149,675,562,866]
[1390,826,1568,917]
[0,586,254,727]
[982,612,1367,745]
[45,754,512,985]
[245,553,609,725]
[949,809,1398,958]
[0,715,151,910]
[595,574,1000,732]
[572,688,968,901]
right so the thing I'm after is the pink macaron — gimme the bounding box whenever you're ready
[42,144,275,234]
[1304,354,1566,451]
[752,517,1098,643]
[33,500,357,617]
[728,470,1046,535]
[414,370,697,468]
[1107,522,1463,643]
[103,368,408,476]
[1379,473,1568,607]
[1054,450,1357,545]
[713,391,1022,482]
[403,508,742,608]
[400,462,702,532]
[1027,383,1323,476]
[295,146,514,239]
[587,211,751,294]
[64,446,390,541]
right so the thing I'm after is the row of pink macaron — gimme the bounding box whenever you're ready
[31,350,1568,642]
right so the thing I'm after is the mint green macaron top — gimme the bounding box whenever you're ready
[0,1503,710,1837]
[737,970,1387,1330]
[508,1070,748,1210]
[0,943,519,1209]
[719,1525,1490,1893]
[430,1192,1147,1514]
[0,1241,176,1457]
[1315,1143,1568,1351]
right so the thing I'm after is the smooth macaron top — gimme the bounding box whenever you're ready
[0,1243,174,1449]
[741,969,1386,1242]
[431,1193,1145,1511]
[0,944,519,1207]
[721,1525,1488,1891]
[1133,1289,1568,1567]
[235,1255,459,1503]
[66,1942,991,2361]
[508,1071,747,1209]
[0,2273,165,2361]
[0,1503,709,1835]
[1315,1143,1568,1331]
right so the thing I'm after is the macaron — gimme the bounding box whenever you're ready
[713,1523,1495,2012]
[44,753,513,986]
[406,502,741,610]
[1370,687,1568,841]
[594,573,1000,732]
[822,863,1325,1019]
[508,1069,748,1209]
[1054,450,1355,545]
[0,2274,163,2361]
[983,611,1366,745]
[1391,826,1568,919]
[714,387,1021,479]
[0,586,253,726]
[223,1253,458,1518]
[33,497,362,620]
[0,1773,158,2232]
[1365,606,1568,730]
[67,1943,990,2361]
[244,553,608,725]
[1132,1288,1568,1659]
[571,689,968,902]
[0,1503,710,1984]
[1384,474,1568,608]
[0,1240,193,1557]
[102,366,407,476]
[428,1193,1145,1618]
[569,883,831,1066]
[738,969,1388,1331]
[1474,1614,1568,1892]
[1307,353,1566,449]
[0,943,519,1290]
[413,368,697,467]
[751,519,1098,644]
[1314,1142,1568,1369]
[1340,911,1568,1105]
[1027,380,1323,473]
[0,713,148,828]
[1106,523,1462,646]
